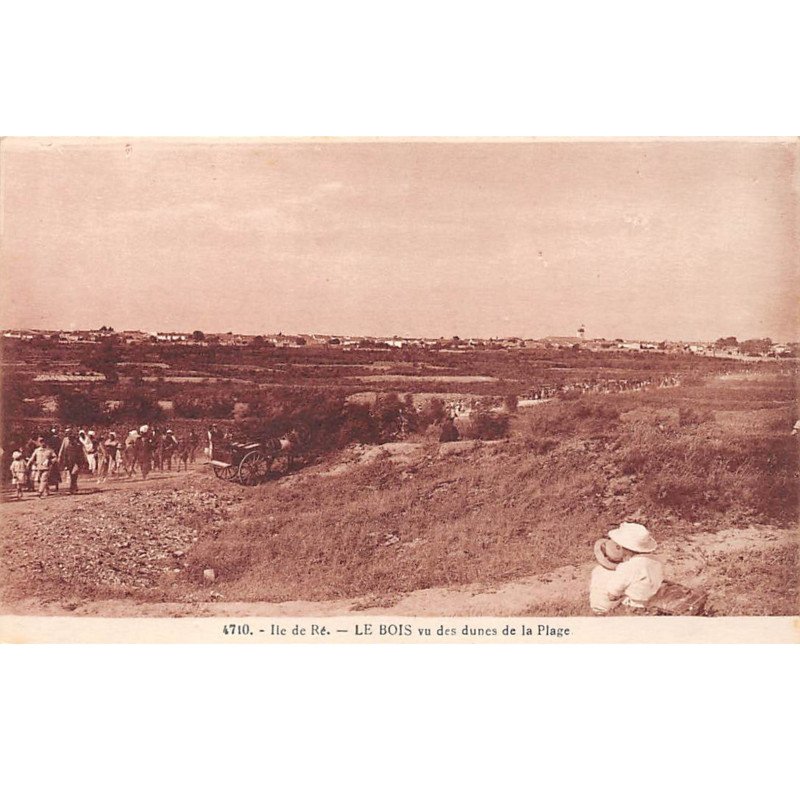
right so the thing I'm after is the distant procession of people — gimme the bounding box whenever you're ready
[443,374,682,418]
[4,422,201,500]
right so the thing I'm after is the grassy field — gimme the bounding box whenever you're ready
[172,371,798,611]
[1,338,797,616]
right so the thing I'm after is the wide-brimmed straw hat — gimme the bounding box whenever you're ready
[594,538,625,570]
[12,450,22,459]
[608,522,657,553]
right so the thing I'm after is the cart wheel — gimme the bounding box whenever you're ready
[212,463,236,481]
[238,451,271,486]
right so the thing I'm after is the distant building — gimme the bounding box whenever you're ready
[154,332,189,342]
[543,336,583,349]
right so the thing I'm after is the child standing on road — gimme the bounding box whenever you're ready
[10,451,27,499]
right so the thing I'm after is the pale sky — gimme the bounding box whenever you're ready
[1,138,797,341]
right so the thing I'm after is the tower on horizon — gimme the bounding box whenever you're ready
[578,324,586,340]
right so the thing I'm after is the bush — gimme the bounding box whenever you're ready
[527,436,559,455]
[504,394,519,413]
[678,406,713,426]
[462,411,510,440]
[1,374,31,420]
[418,397,447,427]
[236,390,373,456]
[336,403,379,448]
[56,389,107,424]
[174,390,235,419]
[401,394,419,434]
[438,417,459,442]
[113,389,166,422]
[371,393,405,441]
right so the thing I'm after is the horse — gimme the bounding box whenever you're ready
[263,428,302,473]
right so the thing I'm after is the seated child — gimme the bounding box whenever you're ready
[590,522,664,614]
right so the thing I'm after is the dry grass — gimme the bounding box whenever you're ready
[7,369,790,611]
[701,543,799,615]
[177,373,797,605]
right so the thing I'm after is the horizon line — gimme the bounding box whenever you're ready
[0,326,792,344]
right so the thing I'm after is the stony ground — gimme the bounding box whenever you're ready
[1,467,239,605]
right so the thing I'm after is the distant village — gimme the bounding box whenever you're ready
[2,325,795,360]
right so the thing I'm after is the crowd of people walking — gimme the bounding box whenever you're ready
[446,374,682,417]
[522,374,681,402]
[6,424,201,499]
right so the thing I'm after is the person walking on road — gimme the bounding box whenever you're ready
[137,425,153,479]
[102,432,119,480]
[207,424,223,460]
[162,429,178,471]
[59,431,86,495]
[188,428,198,463]
[10,451,27,500]
[23,434,38,492]
[124,429,140,477]
[80,429,98,475]
[27,437,57,498]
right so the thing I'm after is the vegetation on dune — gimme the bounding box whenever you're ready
[2,335,797,613]
[173,390,236,419]
[175,374,798,604]
[700,543,798,615]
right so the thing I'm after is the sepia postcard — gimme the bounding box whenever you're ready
[0,137,797,643]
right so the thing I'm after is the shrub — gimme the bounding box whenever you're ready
[462,411,510,440]
[527,436,559,455]
[401,394,420,434]
[56,389,107,424]
[235,390,380,455]
[371,393,405,441]
[504,394,519,413]
[418,397,447,427]
[0,374,31,420]
[336,403,379,448]
[113,389,166,422]
[438,417,459,442]
[174,390,235,419]
[678,405,713,426]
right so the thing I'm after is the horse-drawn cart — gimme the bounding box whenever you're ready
[209,435,298,485]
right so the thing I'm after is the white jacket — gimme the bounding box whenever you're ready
[590,555,664,614]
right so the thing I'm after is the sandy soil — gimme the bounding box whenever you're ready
[1,456,792,617]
